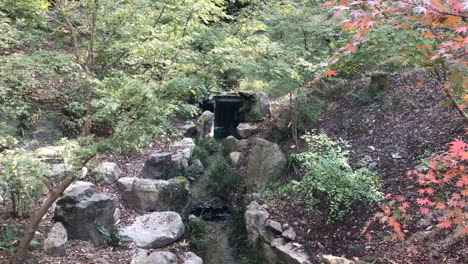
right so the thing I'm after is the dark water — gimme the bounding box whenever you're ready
[201,95,244,137]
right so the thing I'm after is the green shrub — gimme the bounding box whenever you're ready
[0,225,41,251]
[185,217,210,250]
[192,138,220,165]
[0,150,48,216]
[298,97,326,124]
[293,131,383,222]
[206,156,241,200]
[97,225,128,247]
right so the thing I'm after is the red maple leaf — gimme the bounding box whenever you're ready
[420,207,430,215]
[324,69,337,77]
[440,219,452,229]
[449,139,467,154]
[395,195,405,202]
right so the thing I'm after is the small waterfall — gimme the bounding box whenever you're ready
[201,94,244,137]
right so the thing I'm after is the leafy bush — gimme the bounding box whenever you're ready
[97,225,128,247]
[298,98,326,124]
[192,138,220,165]
[206,156,241,200]
[0,150,48,216]
[185,216,210,251]
[293,131,383,221]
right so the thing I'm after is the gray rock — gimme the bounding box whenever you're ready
[49,163,72,181]
[282,226,297,241]
[245,138,286,191]
[271,238,311,264]
[171,151,189,169]
[237,123,259,139]
[229,152,241,167]
[182,252,203,264]
[44,222,68,257]
[116,177,135,191]
[244,193,262,205]
[22,139,40,152]
[259,228,276,244]
[169,138,195,161]
[266,219,283,234]
[93,162,121,184]
[322,255,355,264]
[54,182,116,246]
[32,113,63,143]
[123,212,184,248]
[195,111,214,141]
[239,91,271,122]
[222,136,248,154]
[182,124,197,138]
[121,177,191,216]
[274,109,291,132]
[188,159,204,177]
[245,201,270,246]
[131,250,177,264]
[262,242,279,264]
[140,151,172,179]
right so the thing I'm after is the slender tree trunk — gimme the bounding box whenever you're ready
[81,0,99,137]
[81,90,93,137]
[444,89,468,124]
[431,66,468,124]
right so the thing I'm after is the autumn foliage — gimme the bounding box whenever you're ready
[363,135,468,241]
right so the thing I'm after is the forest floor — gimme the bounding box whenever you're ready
[262,69,466,263]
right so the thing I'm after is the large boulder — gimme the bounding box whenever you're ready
[118,177,191,216]
[32,113,63,144]
[140,151,173,179]
[195,111,214,141]
[239,91,271,122]
[245,138,286,191]
[123,212,184,248]
[93,162,121,184]
[237,123,259,139]
[44,222,68,257]
[53,181,116,246]
[245,201,270,247]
